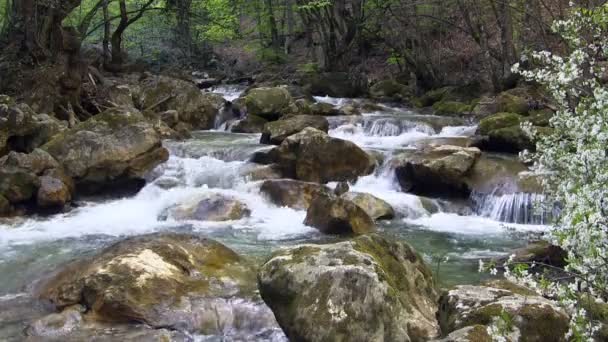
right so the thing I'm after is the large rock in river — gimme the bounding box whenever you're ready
[258,234,440,341]
[438,284,569,342]
[260,179,331,210]
[342,192,395,220]
[260,115,329,145]
[243,87,295,120]
[265,127,375,183]
[38,233,269,333]
[304,193,376,235]
[42,107,168,189]
[393,145,481,197]
[164,193,251,221]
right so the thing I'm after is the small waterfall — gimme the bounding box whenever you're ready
[363,118,436,136]
[472,191,552,225]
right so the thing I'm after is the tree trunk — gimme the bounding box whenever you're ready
[175,0,193,63]
[103,0,110,65]
[265,0,280,51]
[284,0,294,54]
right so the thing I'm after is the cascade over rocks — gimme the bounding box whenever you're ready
[260,179,332,210]
[438,284,569,342]
[304,193,376,235]
[42,107,168,190]
[38,233,276,334]
[392,145,481,197]
[262,127,375,183]
[258,234,440,341]
[260,115,329,145]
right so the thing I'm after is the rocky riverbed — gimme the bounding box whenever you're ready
[0,75,568,341]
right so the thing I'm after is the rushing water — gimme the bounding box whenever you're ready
[0,87,549,340]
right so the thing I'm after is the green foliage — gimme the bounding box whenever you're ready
[296,0,332,11]
[257,47,286,64]
[196,0,239,42]
[297,62,320,73]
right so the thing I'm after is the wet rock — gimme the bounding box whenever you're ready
[432,325,491,342]
[0,149,59,174]
[26,305,85,338]
[260,179,332,210]
[338,104,361,116]
[258,234,439,341]
[266,127,375,183]
[138,75,218,129]
[230,115,268,133]
[393,145,481,197]
[243,87,295,120]
[0,167,40,203]
[42,107,168,188]
[166,193,251,221]
[0,100,67,155]
[310,102,341,116]
[334,181,350,196]
[159,109,179,128]
[37,176,71,208]
[439,284,569,342]
[260,115,329,145]
[505,240,567,268]
[432,101,473,116]
[242,164,283,181]
[478,112,523,135]
[370,79,411,102]
[38,233,264,334]
[304,193,376,235]
[0,194,11,215]
[342,192,395,220]
[476,125,535,153]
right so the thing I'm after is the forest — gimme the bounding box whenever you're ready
[1,0,608,341]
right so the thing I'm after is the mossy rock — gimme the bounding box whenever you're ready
[370,79,411,101]
[432,101,473,116]
[39,233,261,333]
[0,194,12,216]
[258,234,439,342]
[478,112,523,135]
[433,325,491,342]
[439,285,569,342]
[230,115,268,134]
[497,92,530,115]
[418,87,456,107]
[526,109,554,127]
[0,168,40,203]
[488,125,533,152]
[244,87,294,120]
[260,179,331,210]
[260,115,329,145]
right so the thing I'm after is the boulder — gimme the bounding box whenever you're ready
[432,101,473,116]
[476,125,535,153]
[304,193,376,235]
[260,179,332,210]
[370,79,411,101]
[265,127,375,183]
[138,75,218,129]
[478,112,523,135]
[0,99,67,155]
[342,192,395,220]
[42,107,169,188]
[260,115,329,145]
[258,234,439,342]
[527,109,554,127]
[165,193,250,221]
[439,284,569,342]
[303,71,368,98]
[310,102,341,116]
[392,145,481,197]
[38,233,264,333]
[0,149,74,212]
[37,175,71,208]
[338,104,361,116]
[159,109,179,128]
[243,87,295,120]
[242,164,283,181]
[230,115,268,134]
[432,325,491,342]
[0,195,11,215]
